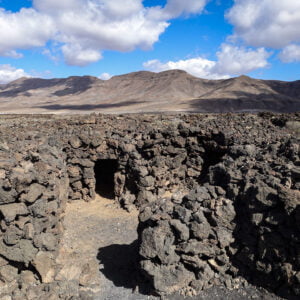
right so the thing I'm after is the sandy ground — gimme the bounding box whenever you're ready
[57,194,283,300]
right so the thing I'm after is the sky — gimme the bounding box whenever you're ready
[0,0,299,83]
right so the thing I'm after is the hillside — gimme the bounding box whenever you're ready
[0,70,299,113]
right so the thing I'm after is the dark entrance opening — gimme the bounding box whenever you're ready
[94,159,118,199]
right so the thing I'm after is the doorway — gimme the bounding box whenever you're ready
[94,159,118,199]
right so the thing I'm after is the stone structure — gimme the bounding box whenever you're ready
[0,113,298,299]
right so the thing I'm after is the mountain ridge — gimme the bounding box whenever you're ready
[0,70,299,113]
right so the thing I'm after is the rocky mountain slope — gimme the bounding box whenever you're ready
[0,70,299,113]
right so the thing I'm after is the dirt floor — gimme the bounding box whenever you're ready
[57,194,284,300]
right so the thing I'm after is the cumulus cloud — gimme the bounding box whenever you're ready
[98,72,112,80]
[62,44,102,66]
[226,0,300,48]
[144,57,225,79]
[213,44,270,75]
[0,0,209,66]
[0,8,55,56]
[0,64,30,84]
[143,44,270,79]
[279,44,300,62]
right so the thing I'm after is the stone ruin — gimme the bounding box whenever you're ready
[0,113,299,299]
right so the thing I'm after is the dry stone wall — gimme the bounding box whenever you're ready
[64,115,229,210]
[137,114,300,298]
[0,113,298,299]
[0,132,69,298]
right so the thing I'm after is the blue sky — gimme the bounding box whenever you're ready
[0,0,299,83]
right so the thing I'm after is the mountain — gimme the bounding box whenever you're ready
[0,70,299,113]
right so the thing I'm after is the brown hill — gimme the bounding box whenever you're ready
[0,70,299,113]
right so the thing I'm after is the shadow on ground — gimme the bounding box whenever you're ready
[189,92,300,113]
[95,232,287,300]
[35,101,141,111]
[97,240,154,296]
[0,76,97,98]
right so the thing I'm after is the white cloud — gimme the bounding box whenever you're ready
[226,0,300,48]
[3,50,23,59]
[32,0,81,12]
[42,48,59,63]
[144,44,270,79]
[144,57,225,79]
[0,8,55,55]
[160,0,208,19]
[98,72,112,80]
[62,44,102,66]
[0,64,30,84]
[279,44,300,62]
[0,0,209,66]
[213,44,270,75]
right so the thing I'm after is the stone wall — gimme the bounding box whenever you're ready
[64,115,229,211]
[0,113,298,298]
[138,120,300,298]
[0,136,69,297]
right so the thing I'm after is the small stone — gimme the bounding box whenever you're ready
[141,261,195,294]
[244,144,257,156]
[24,183,45,204]
[0,169,6,179]
[69,136,82,148]
[121,143,136,153]
[3,226,22,245]
[192,210,207,223]
[78,159,94,168]
[171,191,185,204]
[170,219,189,241]
[33,232,57,251]
[187,168,200,177]
[208,259,223,273]
[139,176,155,187]
[32,251,55,283]
[55,263,82,282]
[68,165,81,177]
[0,203,28,222]
[136,190,156,205]
[24,223,34,240]
[190,221,211,240]
[71,180,83,191]
[0,265,18,283]
[136,166,148,177]
[216,227,233,248]
[0,257,8,268]
[83,168,94,179]
[251,213,264,226]
[174,205,191,224]
[79,261,99,286]
[19,270,37,284]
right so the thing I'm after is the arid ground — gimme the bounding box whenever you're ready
[0,70,299,114]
